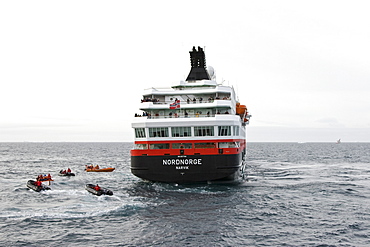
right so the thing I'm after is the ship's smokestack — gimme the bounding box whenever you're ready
[185,46,210,81]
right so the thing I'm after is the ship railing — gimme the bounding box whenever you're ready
[143,113,234,119]
[145,98,231,105]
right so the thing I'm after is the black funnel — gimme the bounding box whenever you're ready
[185,46,210,81]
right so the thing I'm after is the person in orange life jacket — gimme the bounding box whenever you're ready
[94,184,101,191]
[67,168,71,173]
[35,180,42,186]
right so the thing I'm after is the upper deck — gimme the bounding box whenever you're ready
[139,79,237,112]
[132,46,251,137]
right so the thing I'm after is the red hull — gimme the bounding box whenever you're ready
[131,139,246,183]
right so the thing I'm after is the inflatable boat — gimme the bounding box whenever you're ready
[85,167,115,172]
[85,184,113,196]
[58,172,75,176]
[27,180,51,192]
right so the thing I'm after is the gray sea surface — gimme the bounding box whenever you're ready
[0,142,369,246]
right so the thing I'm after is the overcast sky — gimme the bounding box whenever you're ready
[1,0,369,142]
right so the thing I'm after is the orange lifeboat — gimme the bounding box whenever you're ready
[85,167,115,172]
[236,103,247,115]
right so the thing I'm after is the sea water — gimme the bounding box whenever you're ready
[0,142,369,246]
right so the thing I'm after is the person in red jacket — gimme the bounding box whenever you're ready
[94,184,101,191]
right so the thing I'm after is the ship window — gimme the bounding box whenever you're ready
[149,143,170,149]
[218,142,239,148]
[134,144,148,149]
[149,127,169,137]
[218,126,231,136]
[172,143,192,149]
[194,126,214,136]
[233,126,239,136]
[194,142,216,149]
[171,127,191,137]
[135,128,146,138]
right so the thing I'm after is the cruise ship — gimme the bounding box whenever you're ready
[131,46,251,183]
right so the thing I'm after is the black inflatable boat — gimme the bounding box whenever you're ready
[27,180,51,192]
[58,172,75,176]
[85,184,113,196]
